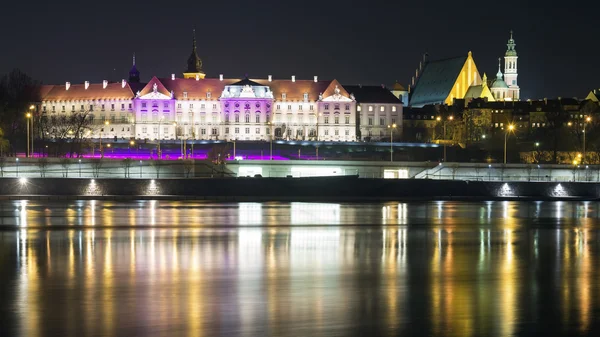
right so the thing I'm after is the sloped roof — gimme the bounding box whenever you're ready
[230,78,264,87]
[253,79,332,101]
[464,85,483,100]
[138,76,172,97]
[158,78,238,100]
[344,85,401,104]
[42,82,135,101]
[409,56,467,107]
[392,81,406,91]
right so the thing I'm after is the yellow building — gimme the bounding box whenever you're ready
[409,51,486,107]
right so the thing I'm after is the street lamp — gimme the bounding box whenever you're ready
[157,116,164,159]
[100,121,109,157]
[504,124,515,164]
[583,116,591,164]
[268,121,273,160]
[78,159,82,177]
[387,123,397,162]
[437,115,453,162]
[25,112,31,158]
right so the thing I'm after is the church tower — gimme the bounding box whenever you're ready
[503,30,519,100]
[183,29,206,79]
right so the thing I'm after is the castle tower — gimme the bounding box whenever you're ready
[183,29,206,79]
[128,53,140,83]
[503,30,519,100]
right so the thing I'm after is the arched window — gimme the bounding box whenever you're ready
[235,114,240,123]
[245,114,250,123]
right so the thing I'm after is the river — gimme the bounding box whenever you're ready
[0,200,599,336]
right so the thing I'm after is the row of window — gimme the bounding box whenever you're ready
[358,105,398,112]
[44,103,132,113]
[364,118,397,126]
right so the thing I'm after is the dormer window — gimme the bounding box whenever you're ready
[282,93,287,100]
[183,91,188,99]
[207,91,212,99]
[303,93,308,101]
[345,104,350,111]
[324,104,329,110]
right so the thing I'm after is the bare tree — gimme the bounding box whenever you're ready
[0,156,5,177]
[183,159,194,178]
[37,157,49,177]
[90,158,103,178]
[60,158,72,177]
[121,158,133,178]
[42,110,97,157]
[150,159,162,178]
[207,145,230,164]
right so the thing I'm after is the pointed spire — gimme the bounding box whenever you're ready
[192,28,197,51]
[506,30,517,56]
[129,53,140,83]
[496,57,503,79]
[133,53,136,66]
[186,28,203,74]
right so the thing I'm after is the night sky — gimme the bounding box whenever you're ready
[1,0,596,100]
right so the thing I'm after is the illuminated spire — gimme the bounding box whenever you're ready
[506,30,517,56]
[129,53,140,83]
[133,53,136,66]
[496,57,503,79]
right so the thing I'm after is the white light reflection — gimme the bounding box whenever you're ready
[290,203,340,225]
[238,203,262,225]
[19,200,27,227]
[398,203,407,225]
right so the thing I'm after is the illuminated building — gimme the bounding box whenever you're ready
[408,31,520,107]
[39,32,360,142]
[344,85,403,141]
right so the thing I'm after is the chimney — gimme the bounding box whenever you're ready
[121,79,126,88]
[408,85,411,93]
[416,68,419,79]
[291,75,296,82]
[171,74,175,80]
[268,75,272,82]
[381,84,385,89]
[195,74,199,81]
[544,98,547,104]
[411,76,415,86]
[219,74,223,81]
[65,82,71,90]
[84,81,90,90]
[102,80,108,89]
[314,76,318,82]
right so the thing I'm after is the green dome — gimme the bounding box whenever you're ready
[491,78,509,89]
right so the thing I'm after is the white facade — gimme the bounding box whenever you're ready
[504,31,520,100]
[41,77,358,142]
[358,103,402,141]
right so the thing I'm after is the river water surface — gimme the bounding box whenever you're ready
[1,200,600,336]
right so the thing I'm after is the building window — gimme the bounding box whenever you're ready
[211,128,217,135]
[391,118,396,124]
[207,92,211,99]
[380,106,385,112]
[368,118,373,126]
[189,104,194,109]
[345,129,349,136]
[368,106,373,112]
[71,105,75,111]
[325,129,329,136]
[357,106,361,112]
[303,93,308,101]
[225,115,230,123]
[282,93,287,100]
[235,127,239,134]
[225,127,229,134]
[335,129,339,136]
[200,128,206,135]
[245,114,250,123]
[287,105,292,111]
[142,103,147,108]
[380,118,385,125]
[128,103,132,109]
[52,106,55,112]
[245,127,250,134]
[183,92,188,98]
[200,104,205,109]
[276,105,280,110]
[334,116,339,124]
[235,114,240,123]
[345,116,350,124]
[324,117,329,124]
[345,104,350,111]
[142,127,147,133]
[299,105,303,111]
[255,115,260,123]
[89,105,94,111]
[324,104,329,110]
[255,128,260,134]
[111,104,115,111]
[212,104,217,110]
[309,105,314,111]
[392,106,397,112]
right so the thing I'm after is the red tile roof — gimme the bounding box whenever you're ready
[253,79,332,101]
[42,82,135,101]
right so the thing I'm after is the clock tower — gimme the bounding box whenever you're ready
[503,30,520,100]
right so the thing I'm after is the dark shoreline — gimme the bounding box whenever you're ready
[1,176,599,201]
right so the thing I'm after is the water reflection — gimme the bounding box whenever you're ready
[1,200,600,336]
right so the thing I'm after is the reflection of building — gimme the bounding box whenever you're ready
[408,32,520,107]
[39,32,357,142]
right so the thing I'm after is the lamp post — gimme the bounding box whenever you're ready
[100,121,109,157]
[16,158,19,177]
[157,116,164,159]
[504,124,515,164]
[583,116,591,164]
[436,115,453,162]
[387,123,397,162]
[78,159,82,177]
[268,121,273,160]
[25,112,31,158]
